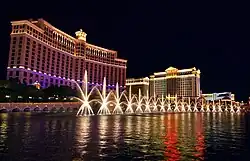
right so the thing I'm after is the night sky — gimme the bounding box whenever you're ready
[2,0,250,101]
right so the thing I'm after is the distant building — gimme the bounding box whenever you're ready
[149,67,201,98]
[126,77,149,97]
[202,92,235,101]
[7,19,127,90]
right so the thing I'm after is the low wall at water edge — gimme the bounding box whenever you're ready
[0,102,81,113]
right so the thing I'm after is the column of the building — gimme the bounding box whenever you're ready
[92,62,95,84]
[123,68,126,88]
[71,57,76,88]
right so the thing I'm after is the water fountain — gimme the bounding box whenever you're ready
[125,86,135,114]
[212,100,217,112]
[152,91,158,113]
[173,94,180,112]
[230,101,235,113]
[187,98,192,112]
[135,89,144,114]
[112,83,124,114]
[218,100,223,112]
[97,77,112,115]
[236,104,241,113]
[75,71,242,116]
[76,71,94,116]
[159,95,166,112]
[144,90,152,113]
[193,102,199,112]
[180,100,186,112]
[200,100,205,112]
[224,102,228,112]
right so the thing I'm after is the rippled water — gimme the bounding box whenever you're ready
[0,112,249,161]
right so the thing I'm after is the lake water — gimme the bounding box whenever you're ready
[0,112,249,161]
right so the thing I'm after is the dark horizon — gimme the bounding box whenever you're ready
[2,0,250,101]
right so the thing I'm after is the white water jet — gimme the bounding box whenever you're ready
[125,85,134,114]
[173,94,180,112]
[112,82,123,114]
[218,100,223,112]
[193,103,199,112]
[230,101,234,113]
[76,70,94,116]
[212,101,216,112]
[152,91,158,113]
[144,90,151,113]
[206,104,210,112]
[135,88,144,113]
[97,77,111,115]
[187,98,192,112]
[236,105,241,113]
[159,95,166,112]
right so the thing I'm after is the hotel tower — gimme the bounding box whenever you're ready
[7,19,127,90]
[149,67,201,99]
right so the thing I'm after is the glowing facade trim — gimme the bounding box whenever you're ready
[149,66,201,98]
[7,18,127,89]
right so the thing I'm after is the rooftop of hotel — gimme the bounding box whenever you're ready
[11,18,126,59]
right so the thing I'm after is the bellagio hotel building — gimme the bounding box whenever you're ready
[7,19,127,90]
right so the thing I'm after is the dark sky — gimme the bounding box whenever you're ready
[1,0,250,101]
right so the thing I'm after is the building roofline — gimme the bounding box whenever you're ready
[40,18,76,40]
[11,20,44,33]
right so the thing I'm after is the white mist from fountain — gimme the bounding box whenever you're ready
[173,94,180,112]
[112,83,124,114]
[230,101,234,113]
[212,100,217,112]
[187,98,192,112]
[125,85,135,114]
[159,95,166,112]
[144,90,152,113]
[180,100,186,112]
[166,94,172,112]
[206,103,210,112]
[135,88,144,114]
[193,102,199,112]
[200,100,205,112]
[218,100,223,112]
[152,91,158,113]
[76,70,94,116]
[224,102,228,112]
[236,104,241,113]
[97,77,112,115]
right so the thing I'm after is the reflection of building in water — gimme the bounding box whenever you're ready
[164,114,180,160]
[113,115,121,142]
[76,117,90,145]
[125,116,133,142]
[135,116,142,135]
[99,116,108,140]
[0,114,8,146]
[194,113,205,160]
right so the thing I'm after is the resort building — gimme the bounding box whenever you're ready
[7,19,127,90]
[126,77,149,96]
[202,92,235,101]
[149,67,201,99]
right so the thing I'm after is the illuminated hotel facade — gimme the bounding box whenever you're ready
[126,77,149,96]
[7,19,127,90]
[149,67,201,98]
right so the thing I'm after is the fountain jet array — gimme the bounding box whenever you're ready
[75,71,242,116]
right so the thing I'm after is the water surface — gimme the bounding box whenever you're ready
[0,112,249,161]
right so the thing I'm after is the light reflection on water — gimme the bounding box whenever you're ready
[0,112,249,161]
